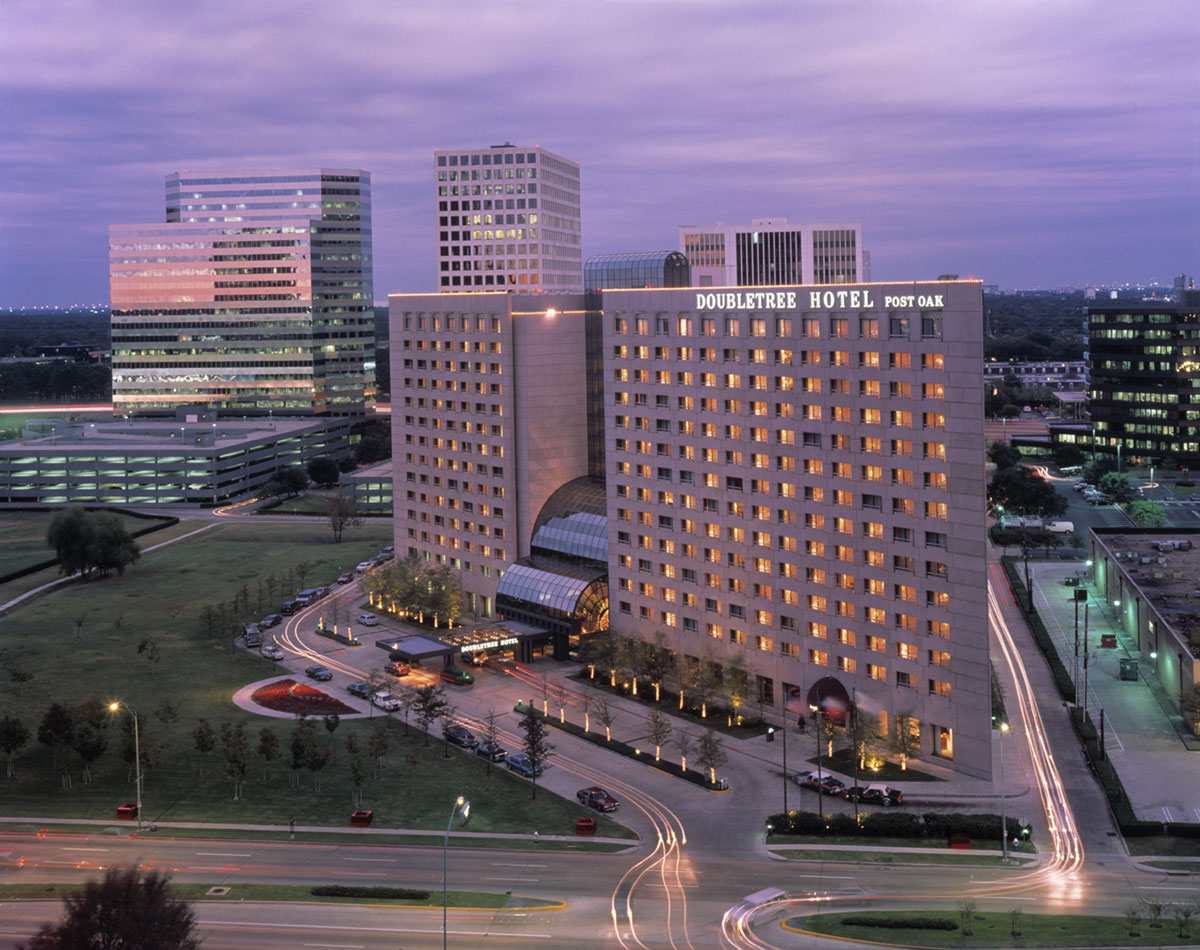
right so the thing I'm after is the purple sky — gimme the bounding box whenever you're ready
[1,0,1196,307]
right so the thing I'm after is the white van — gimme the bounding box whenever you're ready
[1046,521,1075,534]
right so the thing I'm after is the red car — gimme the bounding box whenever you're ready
[576,786,620,812]
[337,572,354,584]
[385,661,411,677]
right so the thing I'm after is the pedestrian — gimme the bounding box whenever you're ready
[533,830,539,844]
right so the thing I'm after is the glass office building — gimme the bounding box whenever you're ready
[584,251,690,291]
[110,168,374,417]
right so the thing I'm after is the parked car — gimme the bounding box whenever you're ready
[261,645,285,661]
[439,666,474,686]
[505,753,543,777]
[844,784,903,806]
[355,561,372,573]
[794,771,847,796]
[304,665,333,681]
[259,613,282,628]
[475,739,507,762]
[346,681,373,700]
[242,622,261,638]
[356,613,379,627]
[337,572,354,585]
[243,629,263,648]
[443,724,477,748]
[385,661,411,677]
[280,599,302,615]
[373,692,402,712]
[381,545,394,556]
[577,786,620,812]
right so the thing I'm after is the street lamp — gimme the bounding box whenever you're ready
[766,724,788,814]
[809,703,823,816]
[108,701,142,830]
[999,721,1010,861]
[443,795,469,950]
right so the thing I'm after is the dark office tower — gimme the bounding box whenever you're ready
[435,143,581,293]
[110,167,374,416]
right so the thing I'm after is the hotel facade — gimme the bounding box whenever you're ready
[110,167,374,417]
[391,280,989,777]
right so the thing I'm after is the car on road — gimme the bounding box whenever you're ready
[443,724,477,748]
[346,681,373,699]
[355,561,372,573]
[384,661,411,677]
[337,572,354,584]
[844,784,903,806]
[304,665,333,682]
[1191,494,1200,502]
[577,786,620,812]
[356,613,378,627]
[505,753,543,777]
[474,739,507,762]
[794,771,847,796]
[243,627,263,648]
[259,614,283,628]
[372,692,402,712]
[439,666,474,686]
[261,645,285,661]
[280,599,302,615]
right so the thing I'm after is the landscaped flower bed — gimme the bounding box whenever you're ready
[250,678,356,716]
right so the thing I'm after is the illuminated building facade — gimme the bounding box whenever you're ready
[1088,292,1200,466]
[435,144,581,293]
[110,168,374,417]
[679,219,866,288]
[392,281,989,777]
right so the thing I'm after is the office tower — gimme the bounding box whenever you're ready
[679,219,866,287]
[391,279,990,777]
[110,167,374,416]
[435,143,581,293]
[1088,291,1200,467]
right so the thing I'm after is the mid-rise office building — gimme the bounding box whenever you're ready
[1088,292,1200,466]
[110,167,374,417]
[435,143,581,293]
[679,219,866,288]
[391,280,989,777]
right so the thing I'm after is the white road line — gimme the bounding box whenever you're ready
[1194,807,1200,823]
[1162,806,1175,822]
[788,874,856,880]
[490,862,546,868]
[302,945,364,949]
[977,895,1038,900]
[196,852,251,857]
[1140,885,1200,891]
[59,847,108,852]
[342,857,396,863]
[485,876,539,881]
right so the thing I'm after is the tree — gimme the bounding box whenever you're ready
[19,866,199,950]
[349,756,366,808]
[987,465,1067,518]
[256,726,279,782]
[307,741,332,792]
[0,715,30,778]
[1098,471,1137,504]
[646,710,672,761]
[191,719,217,777]
[220,722,251,801]
[45,507,140,580]
[38,703,75,776]
[87,511,141,577]
[1128,499,1168,528]
[7,662,33,698]
[674,728,694,772]
[288,720,316,789]
[696,729,726,784]
[890,711,920,770]
[279,465,308,497]
[987,441,1022,470]
[412,684,449,747]
[482,710,501,776]
[367,720,390,779]
[518,707,554,800]
[1125,903,1141,937]
[723,653,750,723]
[958,898,977,937]
[306,456,340,489]
[71,725,107,785]
[326,491,362,543]
[1082,456,1119,485]
[853,709,883,770]
[594,695,616,741]
[45,506,92,577]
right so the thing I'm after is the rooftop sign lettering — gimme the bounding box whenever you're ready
[694,289,945,312]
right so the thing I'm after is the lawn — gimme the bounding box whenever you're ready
[794,910,1200,947]
[258,494,334,515]
[0,519,631,840]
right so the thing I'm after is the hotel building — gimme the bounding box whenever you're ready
[391,281,989,777]
[435,144,581,293]
[679,219,866,288]
[110,167,374,417]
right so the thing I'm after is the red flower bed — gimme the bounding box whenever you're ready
[250,678,356,716]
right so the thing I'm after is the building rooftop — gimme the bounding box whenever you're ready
[6,416,326,451]
[1093,530,1200,652]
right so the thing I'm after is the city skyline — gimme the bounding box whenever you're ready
[1,0,1197,307]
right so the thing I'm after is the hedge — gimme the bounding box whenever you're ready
[310,884,430,900]
[1000,556,1076,701]
[839,915,957,930]
[766,809,1027,841]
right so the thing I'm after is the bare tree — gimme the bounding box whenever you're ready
[368,720,390,779]
[326,491,363,543]
[594,695,616,741]
[1124,903,1140,937]
[257,727,279,782]
[958,899,977,937]
[646,710,672,761]
[674,728,694,772]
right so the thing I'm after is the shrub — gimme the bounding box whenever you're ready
[839,915,957,930]
[311,884,430,900]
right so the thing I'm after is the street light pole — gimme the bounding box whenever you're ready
[809,703,822,817]
[108,702,142,831]
[444,795,466,950]
[999,721,1010,861]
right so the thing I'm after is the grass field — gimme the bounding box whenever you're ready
[259,495,334,515]
[0,519,630,840]
[0,510,164,577]
[793,910,1200,947]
